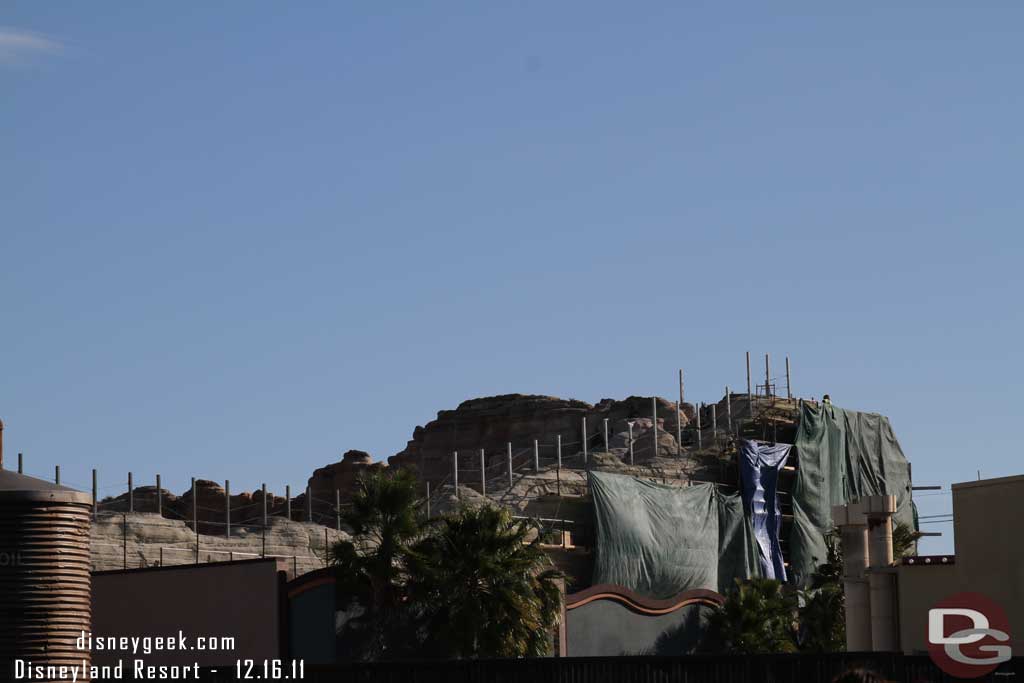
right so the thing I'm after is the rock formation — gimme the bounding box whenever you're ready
[99,480,289,527]
[387,393,693,487]
[305,449,386,517]
[90,512,349,578]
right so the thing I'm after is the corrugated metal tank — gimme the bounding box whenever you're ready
[0,469,93,680]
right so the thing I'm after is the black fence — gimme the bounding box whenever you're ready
[181,654,1024,683]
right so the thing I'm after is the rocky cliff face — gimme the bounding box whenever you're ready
[387,393,693,486]
[90,512,349,578]
[305,449,386,517]
[99,480,290,527]
[96,393,704,535]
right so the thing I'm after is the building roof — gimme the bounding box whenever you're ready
[0,468,92,504]
[951,473,1024,491]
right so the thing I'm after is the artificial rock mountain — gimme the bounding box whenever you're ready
[387,393,693,485]
[101,393,699,529]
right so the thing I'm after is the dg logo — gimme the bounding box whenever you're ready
[928,592,1012,679]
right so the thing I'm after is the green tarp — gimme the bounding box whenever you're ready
[789,402,914,585]
[589,471,759,598]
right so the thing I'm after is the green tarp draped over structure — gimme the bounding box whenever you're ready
[789,402,914,585]
[589,471,759,598]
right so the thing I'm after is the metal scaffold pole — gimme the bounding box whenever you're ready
[581,418,588,465]
[786,355,792,400]
[651,397,658,458]
[676,401,682,456]
[746,351,753,417]
[479,449,486,496]
[194,478,199,564]
[627,422,635,466]
[225,480,231,538]
[726,387,732,434]
[507,442,513,489]
[696,404,702,450]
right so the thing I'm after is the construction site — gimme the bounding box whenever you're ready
[50,355,911,598]
[4,356,1023,682]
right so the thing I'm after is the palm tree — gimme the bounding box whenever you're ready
[329,468,422,660]
[797,522,919,652]
[405,505,564,659]
[799,584,846,652]
[701,578,798,654]
[799,529,846,652]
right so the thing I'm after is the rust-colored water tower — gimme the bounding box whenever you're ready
[0,459,93,680]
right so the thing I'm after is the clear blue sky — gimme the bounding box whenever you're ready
[3,4,1022,554]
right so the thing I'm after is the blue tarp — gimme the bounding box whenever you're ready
[738,440,791,581]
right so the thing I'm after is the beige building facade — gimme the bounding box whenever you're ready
[897,474,1024,654]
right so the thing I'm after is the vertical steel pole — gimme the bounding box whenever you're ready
[786,355,792,400]
[712,404,718,439]
[18,453,23,474]
[122,513,127,570]
[262,483,268,558]
[696,404,703,449]
[453,451,459,497]
[286,485,291,521]
[679,368,688,454]
[726,387,732,433]
[651,397,658,458]
[507,442,513,490]
[479,448,486,496]
[225,480,231,538]
[156,474,162,517]
[193,478,199,563]
[765,353,771,399]
[582,417,588,464]
[675,401,682,456]
[426,481,431,518]
[603,419,609,454]
[533,440,539,472]
[336,489,341,530]
[305,485,312,522]
[55,465,60,486]
[92,469,98,519]
[678,369,685,429]
[556,435,562,497]
[746,351,753,414]
[128,472,133,513]
[628,422,635,466]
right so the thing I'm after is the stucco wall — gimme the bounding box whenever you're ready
[897,474,1024,654]
[566,598,714,656]
[92,558,285,669]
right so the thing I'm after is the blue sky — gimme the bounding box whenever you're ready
[3,4,1022,554]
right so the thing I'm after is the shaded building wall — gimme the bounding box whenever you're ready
[564,585,721,656]
[287,572,337,666]
[897,564,961,653]
[92,558,286,668]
